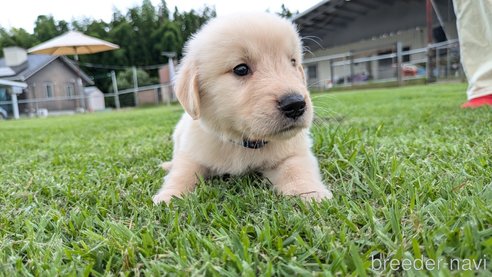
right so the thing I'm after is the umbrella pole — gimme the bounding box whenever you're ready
[74,51,86,111]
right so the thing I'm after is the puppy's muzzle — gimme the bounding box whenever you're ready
[278,93,306,120]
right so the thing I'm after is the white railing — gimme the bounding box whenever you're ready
[0,83,174,119]
[303,39,462,89]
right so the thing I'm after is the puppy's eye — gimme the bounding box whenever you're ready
[291,59,296,66]
[233,64,250,76]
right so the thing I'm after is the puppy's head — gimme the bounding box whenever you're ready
[175,12,312,142]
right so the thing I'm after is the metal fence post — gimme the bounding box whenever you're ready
[111,70,120,109]
[426,45,436,83]
[396,41,403,86]
[11,92,19,119]
[435,47,440,80]
[330,60,335,87]
[132,66,139,107]
[349,52,354,86]
[166,85,171,105]
[445,47,449,79]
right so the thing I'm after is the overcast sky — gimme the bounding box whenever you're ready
[0,0,321,33]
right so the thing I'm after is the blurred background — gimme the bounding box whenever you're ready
[0,0,460,118]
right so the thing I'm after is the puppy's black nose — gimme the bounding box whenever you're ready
[278,94,306,119]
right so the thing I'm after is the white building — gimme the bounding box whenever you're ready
[294,0,459,89]
[84,86,106,112]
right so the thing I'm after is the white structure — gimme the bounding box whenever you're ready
[0,79,27,119]
[3,47,28,67]
[294,0,459,88]
[84,86,106,111]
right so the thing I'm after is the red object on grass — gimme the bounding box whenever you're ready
[461,94,492,108]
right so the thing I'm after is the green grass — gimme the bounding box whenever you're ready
[1,83,491,275]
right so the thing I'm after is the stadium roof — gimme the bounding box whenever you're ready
[293,0,455,50]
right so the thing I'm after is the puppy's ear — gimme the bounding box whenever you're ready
[298,65,307,85]
[175,59,200,119]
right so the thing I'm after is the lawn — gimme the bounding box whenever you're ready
[0,82,491,275]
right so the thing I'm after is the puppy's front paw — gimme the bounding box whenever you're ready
[277,183,333,202]
[152,189,181,204]
[298,188,333,202]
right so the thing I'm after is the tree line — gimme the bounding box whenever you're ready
[0,0,216,93]
[0,1,295,95]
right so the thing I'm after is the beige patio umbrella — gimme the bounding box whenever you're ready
[28,31,119,109]
[28,31,119,60]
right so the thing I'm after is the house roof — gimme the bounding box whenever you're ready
[0,79,27,88]
[84,86,104,96]
[0,54,93,85]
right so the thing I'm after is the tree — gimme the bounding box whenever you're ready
[1,28,21,49]
[0,27,38,55]
[277,4,298,19]
[109,67,157,107]
[0,27,16,51]
[151,21,181,60]
[0,0,216,92]
[157,0,170,23]
[9,28,38,48]
[33,15,67,42]
[173,6,216,52]
[113,67,156,91]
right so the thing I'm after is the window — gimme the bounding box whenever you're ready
[65,83,75,97]
[378,49,393,67]
[433,26,447,43]
[307,65,317,79]
[0,88,8,102]
[0,88,10,115]
[403,46,411,63]
[44,82,54,98]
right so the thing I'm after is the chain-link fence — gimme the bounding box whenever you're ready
[0,83,173,119]
[303,39,462,90]
[1,40,463,119]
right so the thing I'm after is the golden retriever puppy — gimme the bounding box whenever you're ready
[153,12,333,204]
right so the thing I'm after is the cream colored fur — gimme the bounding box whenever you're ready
[153,12,333,204]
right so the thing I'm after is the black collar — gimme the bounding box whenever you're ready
[242,139,268,149]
